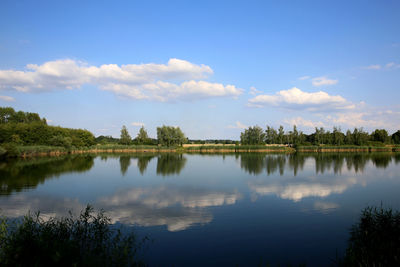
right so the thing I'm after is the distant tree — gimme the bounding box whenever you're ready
[265,126,278,144]
[371,129,390,143]
[136,126,150,145]
[345,129,353,145]
[313,127,322,145]
[0,107,15,123]
[392,130,400,144]
[119,125,132,145]
[353,127,369,146]
[278,125,285,144]
[333,126,344,146]
[157,126,186,146]
[292,125,299,145]
[240,126,265,145]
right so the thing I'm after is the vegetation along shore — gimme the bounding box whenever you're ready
[1,107,400,158]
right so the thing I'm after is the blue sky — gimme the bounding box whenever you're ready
[0,0,399,139]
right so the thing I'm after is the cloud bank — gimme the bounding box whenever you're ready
[0,58,242,102]
[248,87,354,111]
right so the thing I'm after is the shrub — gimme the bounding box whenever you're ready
[0,205,147,266]
[341,206,400,266]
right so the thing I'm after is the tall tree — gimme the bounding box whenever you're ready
[278,125,285,144]
[345,129,353,145]
[265,126,278,144]
[392,130,400,144]
[157,125,186,146]
[119,125,131,145]
[136,126,150,144]
[333,126,344,146]
[371,129,390,143]
[240,126,265,145]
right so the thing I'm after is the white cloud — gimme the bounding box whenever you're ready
[281,107,400,133]
[325,111,399,130]
[311,76,338,86]
[298,75,311,80]
[363,64,381,70]
[248,87,354,111]
[385,62,395,68]
[0,58,243,102]
[131,122,145,127]
[283,117,326,129]
[228,121,248,129]
[385,62,400,69]
[0,95,15,102]
[249,86,262,95]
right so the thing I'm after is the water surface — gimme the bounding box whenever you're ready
[1,153,400,266]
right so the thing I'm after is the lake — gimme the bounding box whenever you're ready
[1,153,400,266]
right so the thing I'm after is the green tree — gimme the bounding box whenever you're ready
[292,125,299,145]
[353,127,369,146]
[265,126,278,144]
[392,130,400,144]
[119,125,131,145]
[333,126,344,145]
[136,126,150,145]
[240,126,265,145]
[371,129,390,143]
[157,125,186,146]
[278,125,285,144]
[345,129,353,145]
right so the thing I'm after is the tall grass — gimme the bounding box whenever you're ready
[339,206,400,266]
[0,205,147,266]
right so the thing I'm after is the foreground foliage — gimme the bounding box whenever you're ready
[0,205,147,266]
[340,206,400,266]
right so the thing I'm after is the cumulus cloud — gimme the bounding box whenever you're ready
[0,58,243,101]
[248,87,354,111]
[311,76,338,86]
[283,117,326,129]
[281,107,400,133]
[325,110,400,130]
[0,95,15,102]
[228,121,248,129]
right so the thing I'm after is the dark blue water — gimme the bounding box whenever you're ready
[1,153,400,266]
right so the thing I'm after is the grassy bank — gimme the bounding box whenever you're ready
[1,144,400,158]
[296,145,397,152]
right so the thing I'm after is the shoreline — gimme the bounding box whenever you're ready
[10,145,400,158]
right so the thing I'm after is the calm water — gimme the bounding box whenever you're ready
[1,153,400,266]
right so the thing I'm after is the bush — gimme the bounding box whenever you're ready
[1,143,19,157]
[341,206,400,266]
[0,205,147,267]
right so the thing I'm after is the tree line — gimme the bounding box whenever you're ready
[117,125,187,147]
[2,107,400,149]
[0,107,95,148]
[240,125,400,146]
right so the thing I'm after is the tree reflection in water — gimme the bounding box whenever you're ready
[119,156,131,175]
[156,153,187,176]
[0,155,94,195]
[239,152,398,176]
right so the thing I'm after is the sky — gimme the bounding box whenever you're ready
[0,0,399,140]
